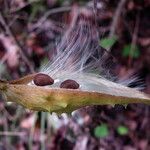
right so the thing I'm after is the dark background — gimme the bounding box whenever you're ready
[0,0,150,149]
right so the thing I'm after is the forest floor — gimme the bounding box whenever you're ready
[0,0,150,149]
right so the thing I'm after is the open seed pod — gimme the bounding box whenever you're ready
[0,73,150,113]
[0,8,150,113]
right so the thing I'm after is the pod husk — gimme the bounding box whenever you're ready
[0,74,150,113]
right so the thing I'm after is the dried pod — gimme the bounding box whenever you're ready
[0,75,150,113]
[33,73,54,86]
[60,79,79,89]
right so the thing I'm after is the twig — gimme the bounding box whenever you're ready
[40,112,47,150]
[102,0,127,59]
[93,0,98,16]
[0,12,35,73]
[3,117,11,150]
[0,131,26,137]
[128,14,140,68]
[109,0,127,38]
[33,6,71,29]
[9,0,40,13]
[93,0,99,29]
[28,112,38,150]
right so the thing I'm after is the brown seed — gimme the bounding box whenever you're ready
[33,73,54,86]
[60,79,79,89]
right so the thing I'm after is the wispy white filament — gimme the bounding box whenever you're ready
[40,9,149,100]
[42,13,104,78]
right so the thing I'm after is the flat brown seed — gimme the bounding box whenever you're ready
[33,73,54,86]
[60,79,79,89]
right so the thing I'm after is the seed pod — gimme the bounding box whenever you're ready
[60,79,79,89]
[33,73,54,86]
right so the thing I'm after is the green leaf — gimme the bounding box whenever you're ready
[117,125,128,135]
[94,124,109,138]
[99,36,117,49]
[122,44,140,58]
[29,1,45,22]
